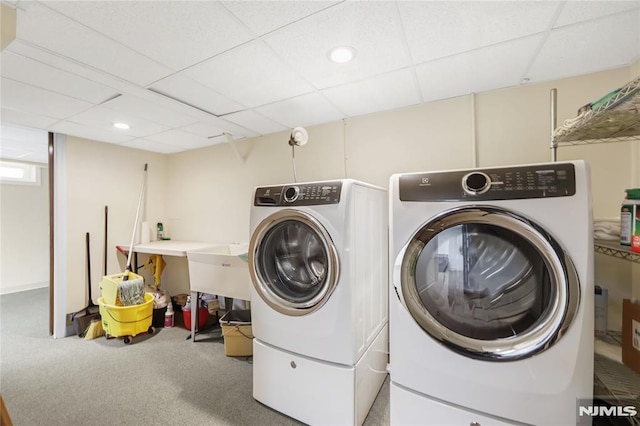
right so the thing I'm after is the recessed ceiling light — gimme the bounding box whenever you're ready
[328,46,356,64]
[113,122,130,130]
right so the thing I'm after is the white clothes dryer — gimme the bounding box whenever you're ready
[249,179,388,426]
[388,161,594,425]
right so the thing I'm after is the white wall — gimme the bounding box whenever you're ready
[0,168,49,294]
[163,65,639,330]
[64,138,167,312]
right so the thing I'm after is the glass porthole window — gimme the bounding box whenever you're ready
[397,207,579,361]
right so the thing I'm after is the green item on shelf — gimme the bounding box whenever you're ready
[590,88,621,110]
[625,188,640,200]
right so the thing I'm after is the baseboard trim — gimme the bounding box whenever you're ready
[0,281,48,295]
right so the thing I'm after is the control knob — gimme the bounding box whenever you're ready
[284,186,300,202]
[463,172,491,195]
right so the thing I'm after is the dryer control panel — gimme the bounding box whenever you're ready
[399,163,576,201]
[254,182,342,206]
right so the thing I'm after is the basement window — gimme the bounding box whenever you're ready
[0,161,41,185]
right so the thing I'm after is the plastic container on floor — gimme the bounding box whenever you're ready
[182,306,209,330]
[219,309,253,357]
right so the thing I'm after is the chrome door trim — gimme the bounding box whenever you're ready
[249,209,340,316]
[394,205,580,361]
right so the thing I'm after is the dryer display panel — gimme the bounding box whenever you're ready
[399,163,576,201]
[397,206,580,361]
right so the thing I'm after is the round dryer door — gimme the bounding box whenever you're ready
[395,205,580,361]
[249,209,339,316]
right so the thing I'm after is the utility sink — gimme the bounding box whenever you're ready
[186,243,252,301]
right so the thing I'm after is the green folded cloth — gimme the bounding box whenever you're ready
[626,188,640,200]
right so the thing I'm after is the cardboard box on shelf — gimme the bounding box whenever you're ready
[622,299,640,374]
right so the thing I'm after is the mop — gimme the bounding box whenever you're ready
[117,278,145,305]
[117,163,147,305]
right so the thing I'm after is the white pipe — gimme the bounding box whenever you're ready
[291,145,298,183]
[550,88,557,162]
[471,93,478,168]
[343,119,348,177]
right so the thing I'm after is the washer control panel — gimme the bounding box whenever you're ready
[399,163,576,201]
[254,182,342,206]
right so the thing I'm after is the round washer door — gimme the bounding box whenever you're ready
[395,205,580,361]
[249,209,339,316]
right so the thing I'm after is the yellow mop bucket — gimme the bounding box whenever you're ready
[99,293,154,344]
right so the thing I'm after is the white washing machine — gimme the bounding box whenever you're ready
[388,161,594,425]
[249,179,389,426]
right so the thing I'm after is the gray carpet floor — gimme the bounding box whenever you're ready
[0,288,390,425]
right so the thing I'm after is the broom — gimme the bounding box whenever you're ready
[85,209,109,340]
[84,318,104,340]
[73,233,102,339]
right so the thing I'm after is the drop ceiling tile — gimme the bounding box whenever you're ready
[264,1,410,89]
[415,35,542,103]
[1,51,118,104]
[1,123,49,144]
[528,13,639,82]
[322,68,421,117]
[64,104,170,138]
[208,134,231,145]
[222,110,287,135]
[43,1,255,71]
[102,94,198,128]
[1,77,93,119]
[177,120,258,143]
[50,121,134,144]
[0,146,47,164]
[184,40,315,108]
[0,146,48,164]
[144,129,213,150]
[555,1,639,28]
[222,1,339,35]
[15,3,172,86]
[0,147,48,164]
[178,121,226,139]
[0,123,49,163]
[5,40,125,93]
[150,74,244,116]
[399,1,559,64]
[183,117,258,139]
[255,92,344,129]
[121,138,183,154]
[0,107,59,130]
